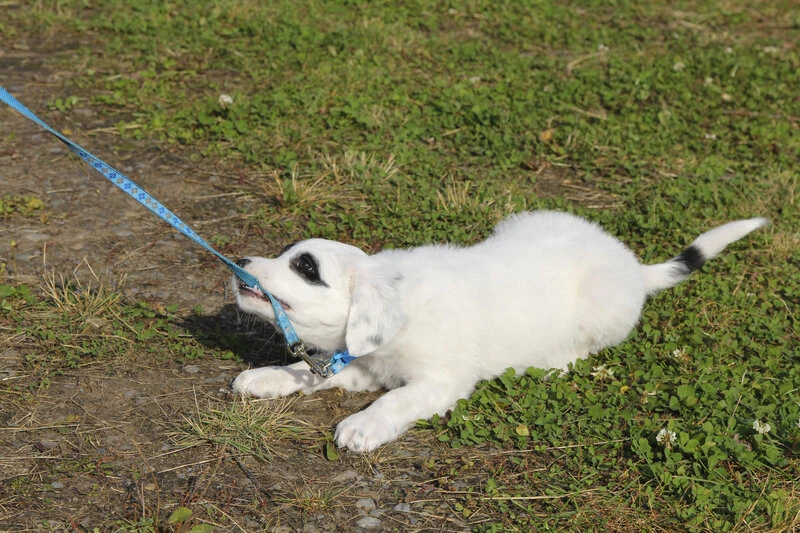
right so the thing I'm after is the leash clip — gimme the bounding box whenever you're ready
[287,341,332,378]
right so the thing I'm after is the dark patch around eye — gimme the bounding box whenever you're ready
[290,252,329,287]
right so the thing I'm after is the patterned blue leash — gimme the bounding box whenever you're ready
[0,86,354,377]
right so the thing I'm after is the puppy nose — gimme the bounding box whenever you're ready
[236,258,251,268]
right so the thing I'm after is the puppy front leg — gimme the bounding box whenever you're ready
[232,359,379,398]
[335,379,468,452]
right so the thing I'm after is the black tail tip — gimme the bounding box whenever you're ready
[675,245,705,275]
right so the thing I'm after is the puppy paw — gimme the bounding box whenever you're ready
[335,410,399,452]
[231,367,304,398]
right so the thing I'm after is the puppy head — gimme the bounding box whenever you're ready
[234,239,406,356]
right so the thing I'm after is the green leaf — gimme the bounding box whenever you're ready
[167,506,193,525]
[325,441,340,461]
[0,285,14,299]
[234,119,249,133]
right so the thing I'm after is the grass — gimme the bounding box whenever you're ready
[174,396,321,462]
[3,0,799,531]
[0,266,252,371]
[0,194,45,220]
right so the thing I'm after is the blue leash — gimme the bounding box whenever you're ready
[0,87,354,377]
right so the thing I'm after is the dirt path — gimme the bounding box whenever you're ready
[1,41,480,532]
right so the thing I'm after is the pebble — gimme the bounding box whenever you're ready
[183,365,201,374]
[331,470,358,483]
[355,516,382,529]
[355,498,376,511]
[51,482,64,489]
[393,503,411,513]
[20,232,50,242]
[243,519,261,531]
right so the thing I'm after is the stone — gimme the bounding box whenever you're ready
[331,469,358,483]
[355,498,376,511]
[355,516,382,529]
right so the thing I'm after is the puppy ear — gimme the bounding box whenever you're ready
[345,261,406,357]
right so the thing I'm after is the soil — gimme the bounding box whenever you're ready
[0,40,492,532]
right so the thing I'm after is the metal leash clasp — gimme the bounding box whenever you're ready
[287,340,332,378]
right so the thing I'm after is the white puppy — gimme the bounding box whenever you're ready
[231,211,766,452]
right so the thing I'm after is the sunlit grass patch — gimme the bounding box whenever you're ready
[41,260,126,322]
[253,150,397,211]
[274,480,348,516]
[173,397,321,461]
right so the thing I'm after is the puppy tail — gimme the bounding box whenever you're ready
[641,217,768,295]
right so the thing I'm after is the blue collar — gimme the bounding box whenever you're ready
[0,86,354,378]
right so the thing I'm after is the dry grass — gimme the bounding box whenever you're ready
[173,395,323,462]
[254,150,398,211]
[41,259,125,321]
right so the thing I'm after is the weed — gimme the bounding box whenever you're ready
[0,194,45,220]
[275,481,346,516]
[173,397,319,461]
[41,262,125,321]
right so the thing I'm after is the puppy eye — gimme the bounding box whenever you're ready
[291,252,326,286]
[296,254,316,276]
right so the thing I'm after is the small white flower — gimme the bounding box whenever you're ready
[796,418,800,430]
[673,61,686,72]
[598,44,609,53]
[656,428,677,447]
[704,77,714,86]
[721,93,733,102]
[725,46,733,54]
[762,46,780,55]
[672,348,687,360]
[704,133,717,140]
[591,364,614,381]
[753,420,771,434]
[218,94,234,107]
[469,76,481,84]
